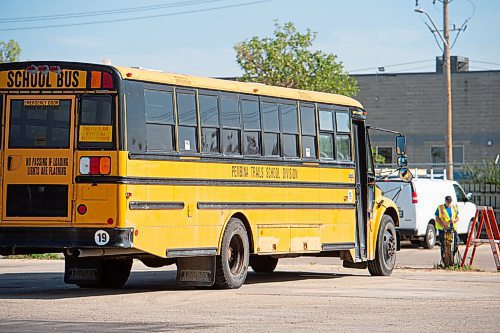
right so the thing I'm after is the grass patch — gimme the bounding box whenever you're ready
[1,253,62,260]
[433,263,483,272]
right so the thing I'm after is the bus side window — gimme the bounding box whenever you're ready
[199,92,220,154]
[318,105,334,159]
[176,90,198,153]
[220,94,241,155]
[300,103,317,159]
[124,81,147,153]
[261,99,280,157]
[241,97,261,156]
[335,110,351,161]
[281,102,299,158]
[145,89,175,152]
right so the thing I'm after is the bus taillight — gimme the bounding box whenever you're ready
[80,156,111,175]
[90,71,114,89]
[102,72,113,89]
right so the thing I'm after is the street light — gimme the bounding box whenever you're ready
[415,5,453,180]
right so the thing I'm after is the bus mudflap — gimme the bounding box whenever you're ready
[176,256,216,287]
[64,256,104,286]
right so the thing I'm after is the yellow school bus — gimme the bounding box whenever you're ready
[0,61,410,289]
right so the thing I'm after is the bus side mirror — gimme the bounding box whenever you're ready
[396,135,406,155]
[397,156,408,167]
[398,168,413,183]
[466,192,473,201]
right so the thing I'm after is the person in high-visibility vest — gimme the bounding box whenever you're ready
[434,195,459,259]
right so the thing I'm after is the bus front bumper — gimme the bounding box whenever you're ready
[0,227,134,255]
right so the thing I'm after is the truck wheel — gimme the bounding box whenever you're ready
[423,223,436,249]
[368,215,397,276]
[101,258,133,288]
[214,218,249,289]
[250,255,278,273]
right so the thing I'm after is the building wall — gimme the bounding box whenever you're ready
[354,71,500,167]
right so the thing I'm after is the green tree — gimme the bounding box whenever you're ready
[0,39,21,63]
[234,21,357,96]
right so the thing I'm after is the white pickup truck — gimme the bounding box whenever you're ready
[376,179,477,249]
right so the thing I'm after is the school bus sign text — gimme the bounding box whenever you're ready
[0,70,86,89]
[26,157,69,176]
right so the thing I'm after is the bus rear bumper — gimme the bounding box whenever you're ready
[0,227,134,255]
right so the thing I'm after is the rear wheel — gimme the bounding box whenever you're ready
[250,255,278,273]
[368,215,397,276]
[214,218,249,289]
[100,258,133,288]
[423,223,436,249]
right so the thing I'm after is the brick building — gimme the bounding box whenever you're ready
[353,59,500,172]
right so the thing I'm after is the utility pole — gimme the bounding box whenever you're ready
[443,0,453,180]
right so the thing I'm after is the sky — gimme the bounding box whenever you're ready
[1,0,499,77]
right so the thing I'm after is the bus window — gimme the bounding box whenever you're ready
[300,103,317,159]
[241,98,261,156]
[319,107,334,159]
[335,111,351,161]
[262,100,280,157]
[199,93,220,153]
[10,99,71,149]
[124,80,147,152]
[145,89,175,152]
[176,90,198,152]
[78,95,114,149]
[220,94,241,155]
[281,102,299,158]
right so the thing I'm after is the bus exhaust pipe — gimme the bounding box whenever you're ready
[66,248,141,258]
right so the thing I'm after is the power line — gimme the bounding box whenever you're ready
[0,0,275,32]
[349,59,434,73]
[0,0,224,24]
[473,60,500,66]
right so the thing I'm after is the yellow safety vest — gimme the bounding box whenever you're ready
[436,204,458,230]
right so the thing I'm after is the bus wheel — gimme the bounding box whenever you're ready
[368,215,397,276]
[100,258,133,288]
[214,218,249,289]
[250,255,278,273]
[423,223,436,249]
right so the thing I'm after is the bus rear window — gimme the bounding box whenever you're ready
[78,95,114,149]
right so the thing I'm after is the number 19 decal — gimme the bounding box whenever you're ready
[95,230,110,246]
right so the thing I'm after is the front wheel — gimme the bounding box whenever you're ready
[423,223,436,249]
[368,215,397,276]
[214,218,249,289]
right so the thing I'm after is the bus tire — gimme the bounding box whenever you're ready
[368,215,397,276]
[423,223,436,249]
[100,258,133,288]
[214,218,249,289]
[250,255,278,273]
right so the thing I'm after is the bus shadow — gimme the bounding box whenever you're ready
[244,270,352,285]
[0,269,353,300]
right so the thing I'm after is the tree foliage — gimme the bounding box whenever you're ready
[461,162,500,185]
[0,39,21,63]
[234,21,357,96]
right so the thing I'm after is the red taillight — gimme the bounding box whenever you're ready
[77,204,87,215]
[107,218,114,225]
[80,156,111,175]
[412,191,418,203]
[102,72,113,89]
[89,157,100,175]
